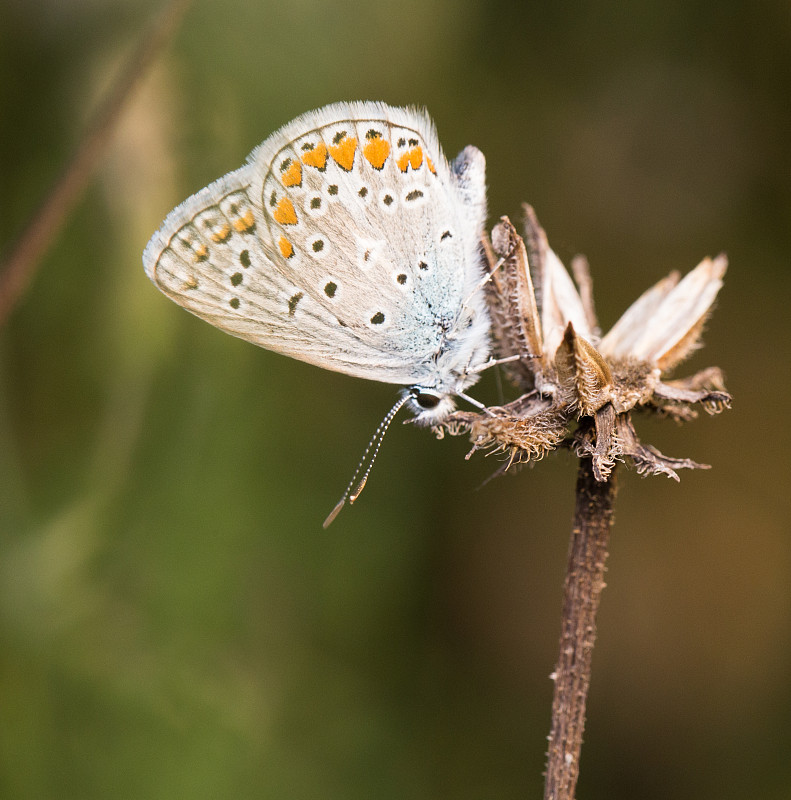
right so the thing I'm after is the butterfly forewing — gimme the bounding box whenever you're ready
[143,102,489,389]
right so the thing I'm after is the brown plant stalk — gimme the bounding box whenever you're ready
[545,457,617,800]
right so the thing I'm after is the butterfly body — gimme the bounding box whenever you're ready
[143,102,490,424]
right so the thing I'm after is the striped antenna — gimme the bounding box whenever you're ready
[323,391,414,528]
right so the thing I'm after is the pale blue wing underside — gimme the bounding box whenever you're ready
[143,102,490,392]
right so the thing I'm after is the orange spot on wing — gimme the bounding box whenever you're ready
[281,160,302,187]
[363,136,390,169]
[329,135,358,171]
[232,209,255,232]
[397,146,423,172]
[426,156,436,174]
[273,197,297,225]
[301,142,328,170]
[210,223,232,242]
[278,236,294,258]
[194,243,209,261]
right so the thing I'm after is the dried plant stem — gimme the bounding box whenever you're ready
[544,459,617,800]
[0,0,192,325]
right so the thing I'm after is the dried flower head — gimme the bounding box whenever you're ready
[441,206,731,481]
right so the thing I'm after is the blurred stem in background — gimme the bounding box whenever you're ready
[0,0,191,325]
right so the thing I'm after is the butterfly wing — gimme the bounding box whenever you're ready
[143,102,489,388]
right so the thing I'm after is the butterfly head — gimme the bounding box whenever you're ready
[405,374,489,425]
[404,386,455,426]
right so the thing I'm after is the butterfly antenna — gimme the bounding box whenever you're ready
[323,392,413,528]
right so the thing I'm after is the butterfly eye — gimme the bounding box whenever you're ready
[412,389,442,409]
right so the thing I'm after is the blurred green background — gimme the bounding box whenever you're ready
[1,0,789,797]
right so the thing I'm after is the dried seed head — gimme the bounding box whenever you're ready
[440,209,731,481]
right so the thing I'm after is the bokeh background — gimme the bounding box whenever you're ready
[1,0,789,797]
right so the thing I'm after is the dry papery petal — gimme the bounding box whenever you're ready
[600,255,727,370]
[522,205,594,357]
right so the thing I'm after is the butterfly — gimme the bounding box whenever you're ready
[143,102,492,522]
